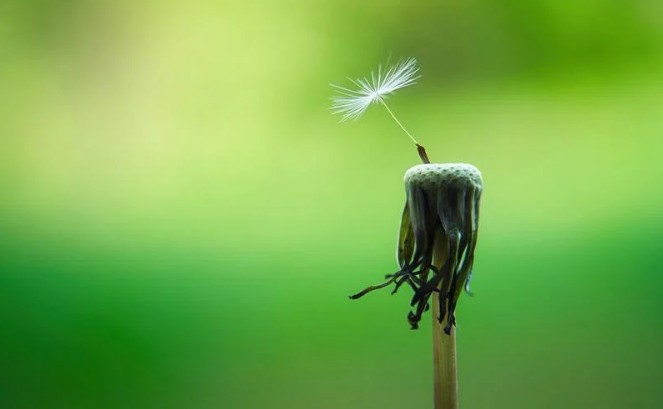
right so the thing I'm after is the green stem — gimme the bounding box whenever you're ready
[432,229,458,409]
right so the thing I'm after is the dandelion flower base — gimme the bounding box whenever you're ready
[351,162,483,334]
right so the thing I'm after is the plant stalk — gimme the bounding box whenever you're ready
[432,230,458,409]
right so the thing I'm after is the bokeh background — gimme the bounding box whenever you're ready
[1,1,662,408]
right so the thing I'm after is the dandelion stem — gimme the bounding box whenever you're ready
[378,98,418,145]
[432,229,458,409]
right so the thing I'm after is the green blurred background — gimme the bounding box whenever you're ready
[1,0,662,408]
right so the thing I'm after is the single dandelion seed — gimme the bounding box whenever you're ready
[331,58,425,155]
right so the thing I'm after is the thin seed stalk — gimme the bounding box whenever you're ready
[432,229,458,409]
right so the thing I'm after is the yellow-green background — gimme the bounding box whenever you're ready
[1,1,662,408]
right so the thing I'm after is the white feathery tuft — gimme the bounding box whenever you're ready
[330,57,420,122]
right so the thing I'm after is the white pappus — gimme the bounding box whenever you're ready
[330,57,421,144]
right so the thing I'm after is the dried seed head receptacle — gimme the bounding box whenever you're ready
[351,163,483,334]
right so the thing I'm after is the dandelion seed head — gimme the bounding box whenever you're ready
[330,57,420,122]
